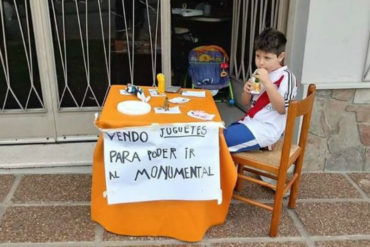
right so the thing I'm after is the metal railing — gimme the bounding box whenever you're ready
[230,0,283,83]
[0,0,44,112]
[49,0,161,109]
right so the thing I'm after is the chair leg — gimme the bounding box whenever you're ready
[288,157,304,208]
[269,176,286,237]
[288,177,299,209]
[234,164,243,192]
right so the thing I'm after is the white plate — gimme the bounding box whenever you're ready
[117,100,151,115]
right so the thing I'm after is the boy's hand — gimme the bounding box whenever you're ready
[243,79,253,94]
[254,68,270,85]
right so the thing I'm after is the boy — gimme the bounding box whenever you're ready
[224,28,297,152]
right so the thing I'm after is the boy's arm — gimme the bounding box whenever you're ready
[255,68,285,114]
[264,83,285,114]
[242,80,253,107]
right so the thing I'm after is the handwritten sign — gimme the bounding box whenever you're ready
[102,122,222,205]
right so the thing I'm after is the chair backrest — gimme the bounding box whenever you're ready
[279,84,316,171]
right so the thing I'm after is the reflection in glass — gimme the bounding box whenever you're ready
[0,0,43,110]
[49,0,161,108]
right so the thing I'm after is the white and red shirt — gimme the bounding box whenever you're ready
[239,66,297,147]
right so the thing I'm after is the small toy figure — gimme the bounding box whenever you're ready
[126,84,143,94]
[163,96,169,111]
[137,90,151,103]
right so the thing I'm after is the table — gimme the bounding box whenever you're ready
[91,85,237,242]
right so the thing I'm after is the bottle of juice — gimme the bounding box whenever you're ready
[250,70,262,94]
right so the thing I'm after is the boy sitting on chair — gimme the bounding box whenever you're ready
[224,28,297,152]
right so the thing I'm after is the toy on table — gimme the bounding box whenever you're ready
[126,84,143,94]
[162,96,169,111]
[124,84,150,103]
[137,90,151,103]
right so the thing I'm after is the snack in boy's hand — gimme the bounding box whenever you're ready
[250,70,263,94]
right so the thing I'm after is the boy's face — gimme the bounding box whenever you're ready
[255,49,285,72]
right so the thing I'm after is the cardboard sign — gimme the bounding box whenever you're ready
[102,122,222,205]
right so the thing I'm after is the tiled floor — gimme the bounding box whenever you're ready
[0,172,369,246]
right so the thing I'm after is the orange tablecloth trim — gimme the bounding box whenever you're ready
[91,85,237,242]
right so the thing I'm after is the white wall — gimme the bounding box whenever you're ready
[301,0,370,88]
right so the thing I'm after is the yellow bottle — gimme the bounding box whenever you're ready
[157,73,165,94]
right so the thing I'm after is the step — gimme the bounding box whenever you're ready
[0,142,96,170]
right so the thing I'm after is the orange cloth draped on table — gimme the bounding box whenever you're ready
[91,85,237,242]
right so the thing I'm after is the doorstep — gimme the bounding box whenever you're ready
[0,142,96,170]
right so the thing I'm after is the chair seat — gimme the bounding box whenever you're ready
[232,144,301,174]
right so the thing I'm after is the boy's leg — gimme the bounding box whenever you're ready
[223,123,260,152]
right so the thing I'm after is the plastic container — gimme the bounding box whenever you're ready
[157,73,166,94]
[250,71,262,94]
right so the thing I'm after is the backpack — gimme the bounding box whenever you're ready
[188,45,230,90]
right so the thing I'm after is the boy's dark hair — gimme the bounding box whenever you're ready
[254,28,287,55]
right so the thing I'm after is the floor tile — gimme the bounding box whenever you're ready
[128,244,204,247]
[295,202,370,236]
[235,173,362,201]
[0,206,95,242]
[315,239,370,247]
[12,174,91,202]
[205,203,299,238]
[298,173,361,199]
[103,230,206,246]
[235,174,276,200]
[106,244,204,247]
[1,171,369,245]
[211,242,307,247]
[348,173,370,196]
[0,175,14,202]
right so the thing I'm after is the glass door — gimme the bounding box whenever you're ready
[48,0,163,141]
[0,0,167,143]
[0,0,56,143]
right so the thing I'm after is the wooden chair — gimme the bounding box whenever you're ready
[232,84,316,237]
